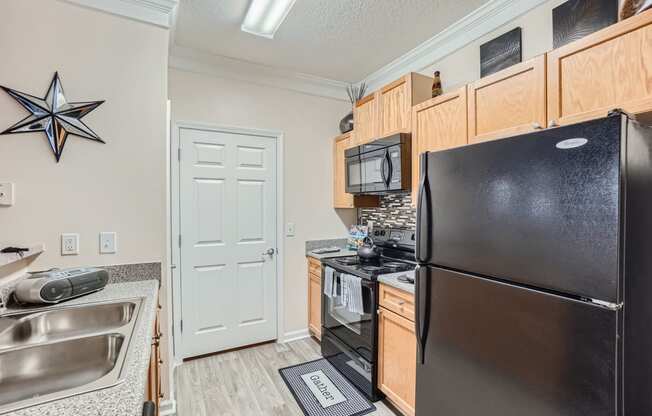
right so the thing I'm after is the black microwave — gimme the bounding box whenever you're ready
[345,133,411,194]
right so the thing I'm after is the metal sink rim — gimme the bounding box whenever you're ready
[0,296,144,414]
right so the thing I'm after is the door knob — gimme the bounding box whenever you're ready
[262,248,275,256]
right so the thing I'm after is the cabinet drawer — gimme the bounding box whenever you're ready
[308,257,322,276]
[379,284,414,321]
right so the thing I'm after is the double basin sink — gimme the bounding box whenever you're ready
[0,297,143,414]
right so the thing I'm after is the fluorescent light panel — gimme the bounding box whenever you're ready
[241,0,297,39]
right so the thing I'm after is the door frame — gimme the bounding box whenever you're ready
[170,121,285,361]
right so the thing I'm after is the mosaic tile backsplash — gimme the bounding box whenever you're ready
[358,193,416,229]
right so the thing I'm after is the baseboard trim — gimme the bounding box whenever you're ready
[282,328,311,343]
[160,399,177,415]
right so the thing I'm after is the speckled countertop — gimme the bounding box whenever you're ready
[305,238,358,260]
[378,271,416,294]
[3,280,159,416]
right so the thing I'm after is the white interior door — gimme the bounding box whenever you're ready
[179,127,277,358]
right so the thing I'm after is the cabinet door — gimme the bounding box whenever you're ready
[308,273,322,340]
[378,307,416,416]
[333,133,354,208]
[411,86,468,206]
[379,76,411,137]
[353,93,378,145]
[547,10,652,126]
[468,55,546,144]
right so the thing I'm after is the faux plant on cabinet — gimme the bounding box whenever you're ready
[340,82,367,134]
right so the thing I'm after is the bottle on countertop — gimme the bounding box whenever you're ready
[432,71,442,98]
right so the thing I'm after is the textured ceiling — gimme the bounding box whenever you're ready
[173,0,489,82]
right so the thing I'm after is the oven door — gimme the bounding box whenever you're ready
[321,270,377,364]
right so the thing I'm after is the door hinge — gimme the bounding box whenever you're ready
[178,148,182,161]
[178,234,182,247]
[180,319,183,333]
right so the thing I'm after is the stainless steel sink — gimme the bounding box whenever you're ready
[0,301,136,350]
[0,298,143,414]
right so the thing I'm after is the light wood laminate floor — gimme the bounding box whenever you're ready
[176,337,400,416]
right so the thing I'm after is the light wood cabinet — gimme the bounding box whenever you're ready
[379,283,416,322]
[353,73,432,146]
[146,301,162,415]
[307,257,322,340]
[378,73,433,138]
[353,93,379,146]
[332,132,380,209]
[468,55,547,144]
[378,299,416,416]
[410,86,469,205]
[547,9,652,126]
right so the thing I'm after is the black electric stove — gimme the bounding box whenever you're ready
[320,228,416,401]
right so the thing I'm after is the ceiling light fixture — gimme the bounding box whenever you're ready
[241,0,297,39]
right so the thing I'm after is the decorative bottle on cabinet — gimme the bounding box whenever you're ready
[432,71,442,98]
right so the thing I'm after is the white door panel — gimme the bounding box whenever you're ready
[179,127,277,358]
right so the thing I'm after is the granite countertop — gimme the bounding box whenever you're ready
[305,238,358,260]
[4,280,159,416]
[378,271,416,294]
[306,248,359,260]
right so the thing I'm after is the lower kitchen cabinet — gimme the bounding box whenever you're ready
[146,300,163,415]
[378,285,416,416]
[308,257,322,340]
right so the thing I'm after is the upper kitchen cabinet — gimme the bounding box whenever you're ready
[353,93,379,146]
[547,10,652,126]
[468,55,547,144]
[411,86,469,205]
[378,73,433,137]
[333,132,380,209]
[353,73,433,146]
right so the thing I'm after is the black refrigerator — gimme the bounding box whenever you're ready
[414,114,652,415]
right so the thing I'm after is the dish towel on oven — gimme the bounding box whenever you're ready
[323,267,336,298]
[341,273,364,315]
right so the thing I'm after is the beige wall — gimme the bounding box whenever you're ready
[168,68,355,336]
[0,0,168,270]
[420,0,569,91]
[0,0,170,400]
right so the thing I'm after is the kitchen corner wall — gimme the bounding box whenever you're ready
[0,0,168,270]
[0,0,169,399]
[168,68,356,337]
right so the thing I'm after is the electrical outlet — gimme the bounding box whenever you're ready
[61,233,79,255]
[286,222,295,237]
[99,232,117,254]
[0,183,15,206]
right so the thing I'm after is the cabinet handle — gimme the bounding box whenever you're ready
[531,122,543,130]
[397,300,405,306]
[548,120,559,128]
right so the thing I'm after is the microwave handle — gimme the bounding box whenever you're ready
[381,150,392,187]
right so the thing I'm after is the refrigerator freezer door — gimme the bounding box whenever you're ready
[420,116,622,302]
[416,266,618,416]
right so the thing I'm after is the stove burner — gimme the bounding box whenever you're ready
[336,257,360,265]
[397,275,415,284]
[361,265,384,272]
[384,262,407,269]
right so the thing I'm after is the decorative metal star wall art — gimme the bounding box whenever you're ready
[0,72,105,162]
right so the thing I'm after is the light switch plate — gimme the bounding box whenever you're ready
[99,232,117,254]
[61,233,79,255]
[286,222,295,237]
[0,183,15,206]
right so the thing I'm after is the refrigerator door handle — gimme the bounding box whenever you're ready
[415,265,431,365]
[416,152,432,263]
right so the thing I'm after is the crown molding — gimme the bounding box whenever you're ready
[361,0,549,91]
[61,0,179,28]
[169,45,350,102]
